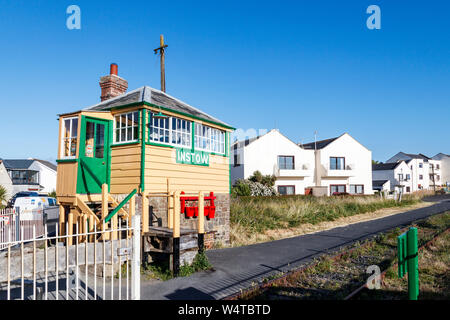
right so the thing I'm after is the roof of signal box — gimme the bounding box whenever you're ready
[62,86,234,129]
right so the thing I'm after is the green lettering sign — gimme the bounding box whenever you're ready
[176,148,209,166]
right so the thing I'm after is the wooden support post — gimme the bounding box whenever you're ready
[88,214,94,242]
[142,193,149,234]
[59,205,65,240]
[173,191,180,238]
[172,190,181,276]
[198,191,205,254]
[167,179,173,229]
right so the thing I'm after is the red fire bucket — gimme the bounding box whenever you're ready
[186,207,194,218]
[194,206,199,217]
[208,206,216,219]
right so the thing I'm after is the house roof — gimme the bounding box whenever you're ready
[398,152,430,162]
[231,129,301,150]
[2,159,35,170]
[62,86,233,129]
[373,180,389,187]
[299,137,339,150]
[2,159,57,171]
[372,162,403,171]
[33,159,57,171]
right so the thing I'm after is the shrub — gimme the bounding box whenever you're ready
[248,171,276,188]
[232,180,252,197]
[0,185,7,209]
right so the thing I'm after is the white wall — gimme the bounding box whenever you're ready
[432,154,450,185]
[29,161,57,194]
[0,162,13,203]
[317,133,373,195]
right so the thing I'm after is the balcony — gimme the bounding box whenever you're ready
[324,164,356,177]
[274,164,313,178]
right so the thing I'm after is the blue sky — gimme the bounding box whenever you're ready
[0,0,448,163]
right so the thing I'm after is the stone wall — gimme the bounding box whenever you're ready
[112,193,230,245]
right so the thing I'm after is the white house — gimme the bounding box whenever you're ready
[385,152,442,191]
[372,180,391,192]
[372,161,412,193]
[231,130,373,196]
[1,159,57,197]
[301,133,373,196]
[231,129,315,195]
[432,153,450,186]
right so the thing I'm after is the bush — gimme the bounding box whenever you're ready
[233,179,277,197]
[248,171,276,188]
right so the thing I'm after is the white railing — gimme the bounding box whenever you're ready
[0,215,141,300]
[0,208,46,251]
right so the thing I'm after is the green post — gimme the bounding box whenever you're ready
[407,227,419,300]
[397,227,419,300]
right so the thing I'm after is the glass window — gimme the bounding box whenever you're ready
[148,112,191,147]
[349,185,364,194]
[278,186,295,195]
[62,117,79,158]
[331,185,346,194]
[95,123,105,158]
[85,122,95,158]
[114,111,139,144]
[278,156,295,170]
[330,157,345,170]
[194,123,225,154]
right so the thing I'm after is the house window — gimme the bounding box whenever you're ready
[278,156,295,170]
[62,117,79,158]
[148,112,192,148]
[419,163,423,168]
[8,170,39,185]
[436,164,440,170]
[398,174,404,181]
[330,185,346,194]
[436,175,440,181]
[114,111,139,144]
[330,157,345,170]
[233,153,241,167]
[278,185,295,195]
[419,175,423,180]
[349,185,364,194]
[195,123,225,154]
[406,187,411,192]
[406,174,411,181]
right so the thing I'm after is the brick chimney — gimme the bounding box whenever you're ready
[99,63,128,101]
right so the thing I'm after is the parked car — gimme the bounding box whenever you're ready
[6,191,39,208]
[11,196,57,220]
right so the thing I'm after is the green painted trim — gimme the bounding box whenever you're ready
[105,189,138,223]
[56,158,78,163]
[227,132,231,194]
[111,141,140,147]
[79,158,103,189]
[191,121,195,152]
[107,119,112,192]
[140,109,146,192]
[146,141,175,149]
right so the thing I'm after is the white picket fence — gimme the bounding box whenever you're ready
[0,214,141,300]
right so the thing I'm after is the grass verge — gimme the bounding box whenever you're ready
[230,193,430,247]
[237,211,449,300]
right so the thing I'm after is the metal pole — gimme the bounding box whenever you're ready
[131,215,141,300]
[407,227,419,300]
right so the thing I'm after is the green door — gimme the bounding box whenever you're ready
[77,116,111,194]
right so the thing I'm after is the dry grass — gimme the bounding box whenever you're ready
[228,192,431,247]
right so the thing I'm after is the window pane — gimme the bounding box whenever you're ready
[95,124,105,158]
[72,119,78,138]
[85,122,95,158]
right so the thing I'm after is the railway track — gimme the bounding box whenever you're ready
[224,221,449,301]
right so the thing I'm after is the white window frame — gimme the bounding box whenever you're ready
[148,111,191,148]
[61,116,79,159]
[194,123,225,155]
[114,111,140,144]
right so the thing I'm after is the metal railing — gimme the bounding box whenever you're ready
[0,215,141,300]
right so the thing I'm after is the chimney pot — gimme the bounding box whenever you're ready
[110,63,118,75]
